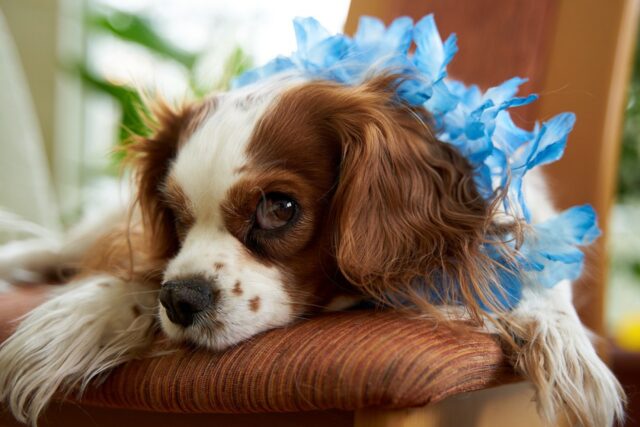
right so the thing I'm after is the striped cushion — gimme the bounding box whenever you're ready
[1,285,517,413]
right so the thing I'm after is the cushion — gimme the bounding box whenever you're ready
[0,284,518,414]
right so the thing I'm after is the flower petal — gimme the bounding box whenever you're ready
[413,14,457,82]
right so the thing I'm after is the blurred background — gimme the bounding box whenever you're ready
[0,0,350,227]
[0,0,639,405]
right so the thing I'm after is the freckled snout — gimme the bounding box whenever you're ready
[159,277,215,327]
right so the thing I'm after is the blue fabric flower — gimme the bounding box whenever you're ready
[524,205,601,287]
[233,15,599,311]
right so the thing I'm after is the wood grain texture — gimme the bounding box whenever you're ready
[354,382,553,427]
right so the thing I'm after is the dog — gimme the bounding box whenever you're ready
[0,71,625,426]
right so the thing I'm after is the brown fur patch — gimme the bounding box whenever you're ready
[233,165,248,174]
[232,281,243,296]
[214,262,224,271]
[132,305,142,317]
[79,222,166,285]
[161,175,195,241]
[179,96,218,146]
[249,296,261,312]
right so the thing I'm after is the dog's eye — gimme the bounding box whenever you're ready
[255,193,297,230]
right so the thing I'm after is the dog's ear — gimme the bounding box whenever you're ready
[328,76,511,318]
[124,99,211,261]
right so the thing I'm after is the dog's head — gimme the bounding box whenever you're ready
[128,74,508,350]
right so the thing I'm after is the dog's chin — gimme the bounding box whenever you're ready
[158,307,268,351]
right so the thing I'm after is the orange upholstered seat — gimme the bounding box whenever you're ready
[0,284,515,415]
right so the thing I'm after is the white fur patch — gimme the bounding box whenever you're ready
[0,275,157,423]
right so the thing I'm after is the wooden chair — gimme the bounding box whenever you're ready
[1,1,637,426]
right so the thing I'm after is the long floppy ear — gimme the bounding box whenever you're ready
[124,98,212,261]
[328,75,514,319]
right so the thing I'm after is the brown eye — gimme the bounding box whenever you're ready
[255,193,297,230]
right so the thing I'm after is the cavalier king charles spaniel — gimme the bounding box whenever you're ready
[0,73,625,426]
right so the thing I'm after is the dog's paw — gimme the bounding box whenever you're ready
[514,312,625,427]
[0,275,157,424]
[0,238,64,283]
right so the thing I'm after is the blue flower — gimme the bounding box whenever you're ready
[522,205,601,287]
[232,15,597,311]
[508,112,576,221]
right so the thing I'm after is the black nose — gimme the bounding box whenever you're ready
[159,277,214,327]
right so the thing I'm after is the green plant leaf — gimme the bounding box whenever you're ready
[87,9,198,69]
